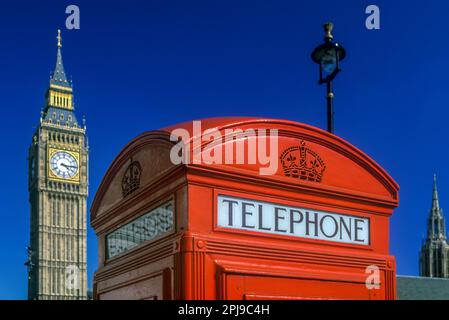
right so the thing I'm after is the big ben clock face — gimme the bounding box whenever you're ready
[48,148,80,183]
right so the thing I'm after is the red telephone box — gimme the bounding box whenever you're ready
[90,117,398,300]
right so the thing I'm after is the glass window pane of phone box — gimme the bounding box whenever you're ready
[106,201,174,259]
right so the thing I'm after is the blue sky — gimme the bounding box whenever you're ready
[0,0,447,299]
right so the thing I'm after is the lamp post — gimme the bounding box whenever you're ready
[24,246,34,300]
[311,22,346,134]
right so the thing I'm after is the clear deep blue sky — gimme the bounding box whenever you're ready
[0,0,447,299]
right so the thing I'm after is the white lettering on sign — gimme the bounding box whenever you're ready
[217,195,369,245]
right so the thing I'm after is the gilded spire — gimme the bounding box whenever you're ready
[57,29,62,48]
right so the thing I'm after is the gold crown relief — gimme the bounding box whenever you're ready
[280,141,326,183]
[121,158,142,198]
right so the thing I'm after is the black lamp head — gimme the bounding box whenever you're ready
[311,22,346,84]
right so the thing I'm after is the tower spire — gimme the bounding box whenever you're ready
[432,174,440,211]
[50,29,70,88]
[428,174,446,239]
[421,174,449,278]
[43,30,77,125]
[431,174,440,215]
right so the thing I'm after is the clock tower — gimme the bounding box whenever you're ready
[27,30,88,300]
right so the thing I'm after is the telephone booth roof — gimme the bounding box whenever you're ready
[91,117,398,222]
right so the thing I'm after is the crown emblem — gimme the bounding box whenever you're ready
[280,141,326,182]
[122,158,142,197]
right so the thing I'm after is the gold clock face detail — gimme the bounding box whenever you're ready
[48,148,80,183]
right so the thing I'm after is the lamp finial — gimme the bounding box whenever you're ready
[323,22,334,42]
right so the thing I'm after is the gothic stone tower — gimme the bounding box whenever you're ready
[27,30,88,300]
[420,175,449,278]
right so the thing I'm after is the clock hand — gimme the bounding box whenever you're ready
[61,163,77,169]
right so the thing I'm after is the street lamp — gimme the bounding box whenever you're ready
[25,246,34,300]
[311,22,346,134]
